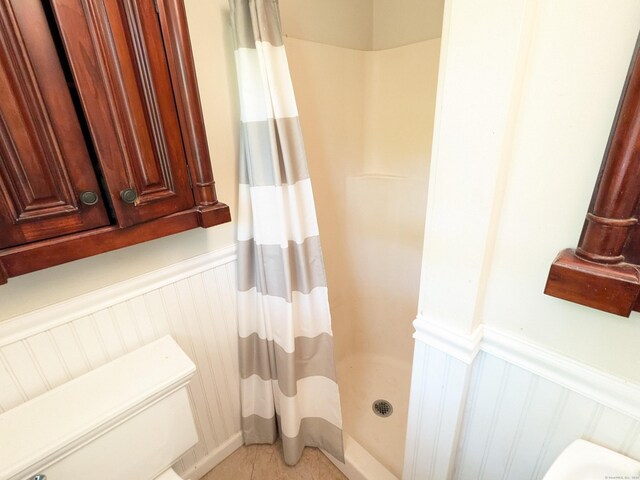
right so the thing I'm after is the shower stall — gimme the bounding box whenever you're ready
[284,13,443,476]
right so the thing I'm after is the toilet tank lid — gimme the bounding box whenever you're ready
[0,336,195,480]
[544,439,640,480]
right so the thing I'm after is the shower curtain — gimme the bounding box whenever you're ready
[230,0,344,465]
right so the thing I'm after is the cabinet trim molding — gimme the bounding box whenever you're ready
[0,205,230,282]
[157,0,221,216]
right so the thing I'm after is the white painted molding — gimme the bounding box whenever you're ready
[413,317,640,422]
[482,325,640,422]
[412,314,483,364]
[180,432,243,480]
[323,433,398,480]
[0,244,238,348]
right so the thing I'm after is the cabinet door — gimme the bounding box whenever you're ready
[0,0,109,249]
[50,0,194,228]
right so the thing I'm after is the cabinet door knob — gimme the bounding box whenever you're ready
[120,188,138,204]
[79,191,99,206]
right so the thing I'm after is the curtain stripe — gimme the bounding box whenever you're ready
[239,333,337,395]
[235,46,298,122]
[240,375,342,434]
[231,0,283,49]
[237,288,334,350]
[240,118,309,187]
[236,181,320,244]
[243,415,345,464]
[231,0,343,465]
[237,237,327,298]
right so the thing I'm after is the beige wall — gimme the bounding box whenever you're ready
[280,0,444,51]
[482,0,640,381]
[280,0,373,50]
[0,0,240,322]
[363,41,440,177]
[419,0,640,381]
[373,0,444,50]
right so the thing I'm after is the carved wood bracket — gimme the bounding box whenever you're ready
[545,37,640,317]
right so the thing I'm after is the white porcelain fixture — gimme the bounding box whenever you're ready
[0,336,197,480]
[544,439,640,480]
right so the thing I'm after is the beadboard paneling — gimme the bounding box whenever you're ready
[402,341,472,480]
[404,317,640,480]
[0,248,241,479]
[452,351,640,480]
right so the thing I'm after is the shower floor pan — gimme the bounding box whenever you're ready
[323,352,412,479]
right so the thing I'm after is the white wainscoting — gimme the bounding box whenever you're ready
[402,341,472,480]
[454,350,640,480]
[403,316,640,480]
[0,246,242,480]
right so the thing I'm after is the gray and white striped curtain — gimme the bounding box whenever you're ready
[230,0,344,465]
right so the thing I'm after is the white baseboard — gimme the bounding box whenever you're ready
[323,433,398,480]
[181,431,397,480]
[182,431,397,480]
[180,431,243,480]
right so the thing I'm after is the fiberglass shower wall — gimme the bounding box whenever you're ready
[283,6,442,475]
[284,32,440,363]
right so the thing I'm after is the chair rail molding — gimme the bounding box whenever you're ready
[412,314,484,365]
[0,244,238,348]
[481,325,640,422]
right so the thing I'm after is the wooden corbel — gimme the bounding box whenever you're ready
[545,39,640,316]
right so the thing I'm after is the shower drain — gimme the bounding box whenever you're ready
[372,399,393,417]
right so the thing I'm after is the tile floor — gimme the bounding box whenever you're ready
[202,441,348,480]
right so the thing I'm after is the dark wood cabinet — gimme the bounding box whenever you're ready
[0,0,230,284]
[0,0,110,249]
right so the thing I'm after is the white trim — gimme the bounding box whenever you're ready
[181,428,398,480]
[0,245,238,348]
[413,318,640,422]
[412,315,483,364]
[323,433,398,480]
[482,326,640,422]
[180,431,243,480]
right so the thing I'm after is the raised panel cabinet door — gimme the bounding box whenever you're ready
[50,0,194,228]
[0,0,110,249]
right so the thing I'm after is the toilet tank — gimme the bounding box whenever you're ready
[544,439,640,480]
[0,336,198,480]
